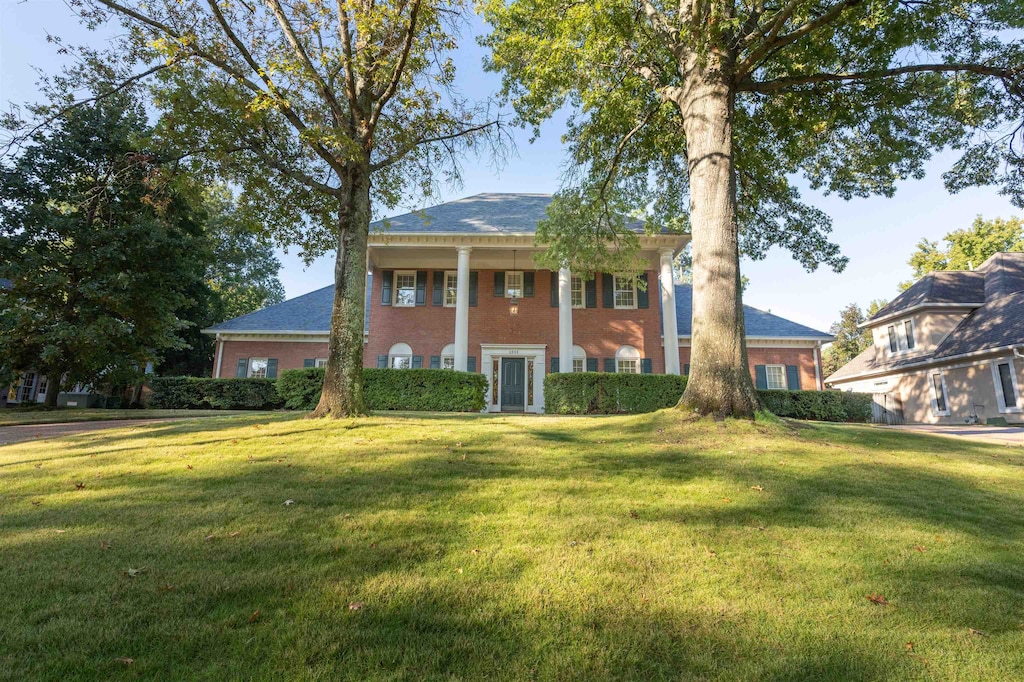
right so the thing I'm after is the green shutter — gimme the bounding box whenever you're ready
[523,271,535,297]
[430,356,441,369]
[755,365,768,390]
[380,270,393,305]
[303,359,315,368]
[684,363,690,375]
[586,358,598,372]
[236,358,248,378]
[266,359,278,379]
[469,272,478,306]
[602,273,614,308]
[551,357,559,373]
[550,271,559,307]
[467,356,476,373]
[494,271,505,297]
[786,365,801,390]
[415,271,427,306]
[432,271,444,306]
[377,355,388,368]
[637,273,650,309]
[604,358,615,373]
[641,358,652,374]
[585,277,597,308]
[411,355,423,369]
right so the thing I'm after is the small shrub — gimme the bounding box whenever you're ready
[758,389,872,423]
[545,373,687,414]
[276,367,488,412]
[148,377,282,410]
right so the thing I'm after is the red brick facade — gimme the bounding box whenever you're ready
[678,346,823,391]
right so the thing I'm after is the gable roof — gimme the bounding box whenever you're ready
[370,193,649,235]
[673,284,832,339]
[203,280,371,335]
[867,270,985,323]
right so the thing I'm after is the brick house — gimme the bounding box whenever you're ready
[204,194,832,412]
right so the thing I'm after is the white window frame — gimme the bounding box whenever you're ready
[505,271,524,299]
[572,345,586,373]
[247,358,269,379]
[18,372,36,402]
[765,364,787,390]
[991,359,1022,413]
[887,319,916,356]
[613,276,636,309]
[929,371,951,416]
[887,325,899,353]
[615,345,640,374]
[393,270,417,307]
[570,275,584,309]
[315,358,328,368]
[441,343,456,370]
[903,319,916,350]
[444,271,458,307]
[388,342,413,370]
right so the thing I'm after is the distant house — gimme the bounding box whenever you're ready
[828,252,1024,424]
[204,194,833,413]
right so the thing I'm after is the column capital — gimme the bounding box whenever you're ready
[658,247,675,258]
[456,245,473,255]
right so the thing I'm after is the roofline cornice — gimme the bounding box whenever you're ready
[826,343,1024,384]
[859,302,984,328]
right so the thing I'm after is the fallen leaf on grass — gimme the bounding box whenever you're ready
[204,534,216,542]
[186,464,193,470]
[248,610,261,623]
[455,567,463,574]
[866,594,889,606]
[100,541,111,550]
[969,628,986,637]
[31,501,41,507]
[913,545,926,553]
[704,546,717,558]
[750,485,764,492]
[34,463,42,469]
[228,531,241,538]
[721,497,731,503]
[348,602,364,611]
[471,548,481,554]
[114,657,134,665]
[283,499,295,506]
[629,509,640,519]
[74,482,85,490]
[905,642,914,651]
[55,529,66,534]
[158,584,175,592]
[124,568,145,578]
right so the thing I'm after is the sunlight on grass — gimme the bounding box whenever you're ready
[1,412,1022,680]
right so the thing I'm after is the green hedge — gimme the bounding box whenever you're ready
[545,373,872,421]
[276,367,488,412]
[147,377,283,410]
[545,373,688,414]
[757,389,872,423]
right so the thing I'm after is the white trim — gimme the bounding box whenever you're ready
[828,344,1024,384]
[504,270,525,298]
[813,341,822,390]
[859,302,983,328]
[247,357,270,379]
[393,270,417,307]
[991,358,1022,413]
[612,275,637,309]
[929,371,951,417]
[214,334,224,378]
[443,270,458,307]
[570,275,585,309]
[765,364,787,390]
[480,343,547,414]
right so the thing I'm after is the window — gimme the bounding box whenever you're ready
[615,345,640,374]
[613,276,636,309]
[394,271,416,307]
[505,271,524,298]
[444,271,458,307]
[930,372,950,416]
[572,345,586,373]
[315,358,328,368]
[247,358,269,378]
[36,376,48,397]
[388,342,413,369]
[571,276,584,308]
[904,320,915,349]
[765,365,787,390]
[993,360,1021,413]
[441,343,456,370]
[18,373,36,402]
[887,325,898,353]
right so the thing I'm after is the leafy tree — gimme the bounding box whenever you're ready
[482,0,1024,417]
[72,0,501,417]
[901,215,1024,289]
[0,96,206,407]
[822,299,887,377]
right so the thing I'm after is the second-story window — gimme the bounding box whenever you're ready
[394,271,416,307]
[444,271,458,307]
[506,271,524,298]
[887,325,898,353]
[613,276,636,309]
[904,320,915,349]
[571,276,584,308]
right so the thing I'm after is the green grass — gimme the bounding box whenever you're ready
[0,408,271,426]
[1,412,1022,681]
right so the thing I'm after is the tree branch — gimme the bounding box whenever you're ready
[738,62,1022,93]
[367,0,422,136]
[369,118,499,171]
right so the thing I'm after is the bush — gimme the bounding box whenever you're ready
[758,389,872,423]
[545,373,687,414]
[148,377,282,410]
[276,368,488,412]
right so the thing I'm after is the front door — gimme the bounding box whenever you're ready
[501,358,526,411]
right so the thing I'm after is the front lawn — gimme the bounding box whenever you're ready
[1,412,1022,680]
[0,408,270,427]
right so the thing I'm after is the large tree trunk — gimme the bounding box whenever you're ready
[676,63,759,419]
[44,373,60,409]
[310,163,371,418]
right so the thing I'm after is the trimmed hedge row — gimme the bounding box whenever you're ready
[544,373,872,422]
[758,389,872,423]
[276,367,488,412]
[147,377,283,410]
[545,373,688,415]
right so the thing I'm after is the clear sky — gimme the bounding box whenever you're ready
[3,1,1021,332]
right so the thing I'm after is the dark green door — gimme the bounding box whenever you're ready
[501,358,526,411]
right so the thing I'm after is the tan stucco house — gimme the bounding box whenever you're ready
[827,252,1024,425]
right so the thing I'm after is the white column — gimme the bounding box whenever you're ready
[558,267,573,372]
[454,246,471,371]
[214,335,224,378]
[660,248,681,375]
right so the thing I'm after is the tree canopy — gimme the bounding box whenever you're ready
[902,215,1024,289]
[821,300,887,378]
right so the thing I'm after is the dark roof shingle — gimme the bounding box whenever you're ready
[869,270,985,321]
[673,284,831,339]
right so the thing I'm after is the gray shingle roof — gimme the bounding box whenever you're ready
[371,193,649,234]
[869,270,985,321]
[673,284,832,339]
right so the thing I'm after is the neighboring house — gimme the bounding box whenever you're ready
[827,252,1024,424]
[203,194,833,413]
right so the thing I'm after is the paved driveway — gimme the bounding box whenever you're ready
[882,424,1024,447]
[0,419,179,447]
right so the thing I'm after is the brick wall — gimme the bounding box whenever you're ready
[217,340,330,378]
[678,346,822,390]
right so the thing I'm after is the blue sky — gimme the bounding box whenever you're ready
[2,2,1020,332]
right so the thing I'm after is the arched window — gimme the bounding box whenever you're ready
[572,345,587,373]
[615,345,640,374]
[388,342,413,369]
[441,343,456,370]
